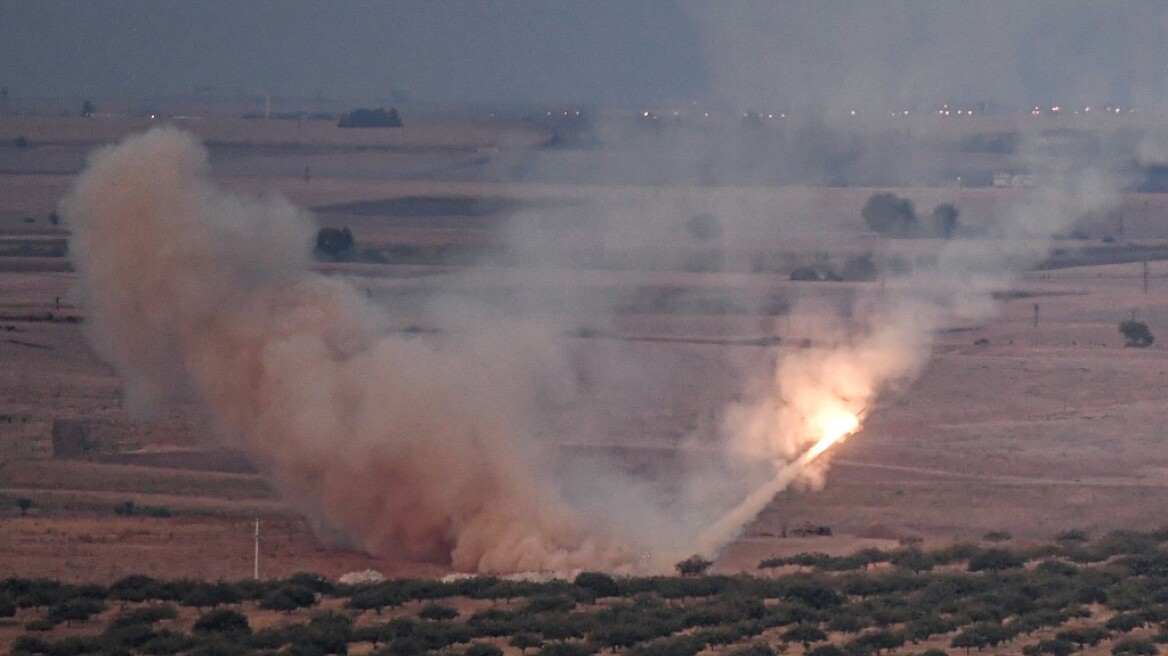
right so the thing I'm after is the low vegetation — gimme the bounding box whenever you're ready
[9,529,1168,655]
[862,192,960,238]
[1120,319,1155,348]
[337,107,403,128]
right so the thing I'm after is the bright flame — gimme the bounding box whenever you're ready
[691,405,863,558]
[802,409,861,463]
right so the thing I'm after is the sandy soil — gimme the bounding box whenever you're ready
[4,116,1168,583]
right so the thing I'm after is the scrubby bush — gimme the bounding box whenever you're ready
[47,597,105,624]
[1057,626,1110,647]
[1023,639,1077,656]
[967,547,1026,571]
[140,629,196,655]
[1120,320,1154,347]
[110,603,178,627]
[182,582,241,610]
[525,594,577,614]
[862,192,959,238]
[418,602,459,621]
[674,556,713,577]
[574,572,618,598]
[192,608,251,636]
[338,107,402,128]
[314,227,357,261]
[1113,637,1159,655]
[109,574,161,603]
[1107,612,1146,633]
[782,623,827,648]
[789,266,822,281]
[259,584,317,612]
[931,203,960,238]
[537,641,595,656]
[463,644,504,656]
[863,192,918,236]
[509,632,543,654]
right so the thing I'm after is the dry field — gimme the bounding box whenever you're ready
[3,115,1168,586]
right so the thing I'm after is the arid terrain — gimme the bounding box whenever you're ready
[3,114,1168,590]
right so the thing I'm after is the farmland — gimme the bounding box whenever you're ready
[4,112,1168,656]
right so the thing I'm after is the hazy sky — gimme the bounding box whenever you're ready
[3,1,1167,110]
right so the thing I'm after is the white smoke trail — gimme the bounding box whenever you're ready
[62,128,637,573]
[699,166,1121,554]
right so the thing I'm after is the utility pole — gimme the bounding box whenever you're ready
[1033,303,1040,328]
[1144,260,1150,295]
[253,518,260,580]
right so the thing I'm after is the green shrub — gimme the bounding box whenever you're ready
[1113,637,1159,655]
[967,548,1026,571]
[782,623,827,647]
[139,629,196,655]
[509,632,543,653]
[259,584,317,612]
[287,572,337,596]
[573,572,618,598]
[1120,320,1154,347]
[418,602,459,621]
[537,641,595,656]
[47,597,105,624]
[726,644,775,656]
[192,608,251,636]
[674,556,713,577]
[462,644,504,656]
[1023,640,1076,656]
[1107,612,1146,633]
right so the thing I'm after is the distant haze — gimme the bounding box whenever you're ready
[3,1,1167,110]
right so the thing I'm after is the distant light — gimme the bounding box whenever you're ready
[149,114,156,120]
[767,113,773,119]
[849,109,857,116]
[643,111,650,117]
[1084,106,1091,112]
[779,113,786,118]
[704,112,709,117]
[1051,106,1060,112]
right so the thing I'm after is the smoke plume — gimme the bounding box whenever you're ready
[62,128,640,573]
[62,123,1121,574]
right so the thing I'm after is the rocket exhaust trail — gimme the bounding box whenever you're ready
[693,407,866,557]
